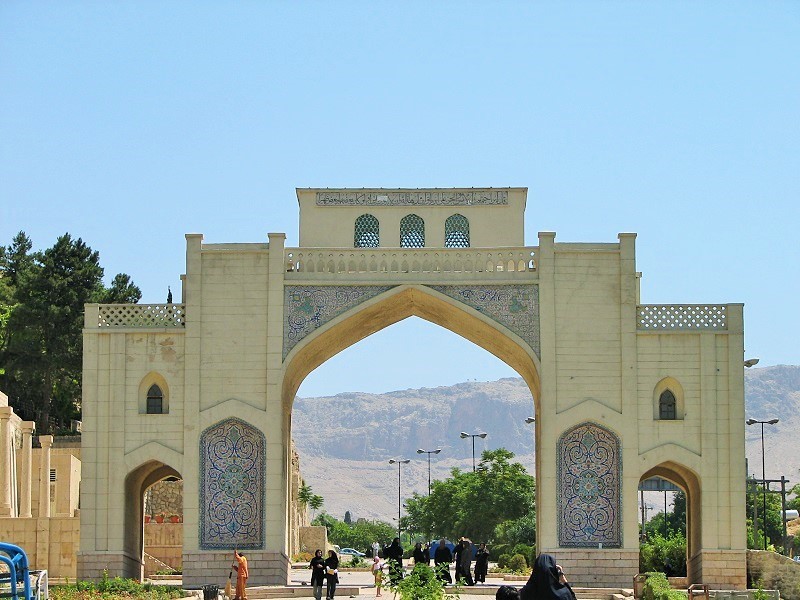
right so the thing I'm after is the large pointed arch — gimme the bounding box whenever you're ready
[281,285,541,411]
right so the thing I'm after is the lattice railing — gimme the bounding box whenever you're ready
[284,247,537,278]
[96,304,186,328]
[637,305,727,330]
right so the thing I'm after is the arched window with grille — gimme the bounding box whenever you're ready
[146,384,164,414]
[400,214,425,248]
[659,390,677,420]
[354,214,380,248]
[445,214,470,248]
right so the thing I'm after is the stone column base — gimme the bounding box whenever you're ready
[77,551,142,581]
[183,551,289,588]
[544,548,640,588]
[688,550,747,589]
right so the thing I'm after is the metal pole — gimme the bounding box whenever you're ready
[472,436,476,473]
[781,476,789,555]
[640,489,646,540]
[761,422,767,550]
[397,461,402,540]
[427,453,432,496]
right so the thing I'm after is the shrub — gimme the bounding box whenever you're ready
[349,555,366,568]
[512,544,533,566]
[52,573,184,600]
[508,554,528,573]
[639,533,687,576]
[292,551,313,563]
[384,563,459,600]
[497,554,512,569]
[641,572,687,600]
[492,544,511,559]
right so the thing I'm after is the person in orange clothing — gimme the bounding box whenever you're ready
[232,549,249,600]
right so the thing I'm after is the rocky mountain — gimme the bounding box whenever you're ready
[293,365,800,523]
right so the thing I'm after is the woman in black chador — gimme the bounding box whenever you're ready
[324,550,340,600]
[385,538,404,582]
[309,549,326,600]
[520,554,576,600]
[473,543,490,584]
[412,542,426,566]
[433,539,452,583]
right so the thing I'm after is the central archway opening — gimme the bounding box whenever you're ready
[283,286,541,579]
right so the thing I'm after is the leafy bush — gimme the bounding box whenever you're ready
[641,572,687,600]
[52,572,184,600]
[639,533,687,576]
[512,544,533,566]
[384,563,460,600]
[508,554,528,573]
[492,544,511,559]
[292,552,313,563]
[497,554,512,569]
[349,556,366,568]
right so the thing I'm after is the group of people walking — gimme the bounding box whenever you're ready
[309,549,340,600]
[309,544,574,600]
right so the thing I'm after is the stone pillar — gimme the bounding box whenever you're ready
[0,406,14,516]
[38,435,54,518]
[20,421,35,517]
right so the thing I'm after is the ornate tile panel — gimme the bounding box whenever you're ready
[428,285,540,357]
[557,422,621,547]
[200,418,265,549]
[283,286,395,359]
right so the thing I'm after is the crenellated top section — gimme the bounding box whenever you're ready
[284,246,537,282]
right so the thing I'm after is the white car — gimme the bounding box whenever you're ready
[339,548,366,557]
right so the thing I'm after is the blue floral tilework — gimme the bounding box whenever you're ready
[557,422,622,547]
[200,418,265,549]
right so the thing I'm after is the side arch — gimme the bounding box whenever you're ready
[123,459,182,580]
[639,453,702,581]
[281,285,541,411]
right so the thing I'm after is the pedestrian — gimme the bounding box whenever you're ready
[232,550,248,600]
[423,542,431,565]
[371,556,385,597]
[459,539,474,586]
[310,549,326,600]
[385,537,404,582]
[412,542,425,565]
[433,539,452,584]
[324,550,339,600]
[474,543,490,584]
[453,538,463,582]
[372,541,381,558]
[520,554,576,600]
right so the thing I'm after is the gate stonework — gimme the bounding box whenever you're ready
[79,188,747,589]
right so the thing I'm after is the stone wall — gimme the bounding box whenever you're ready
[144,480,183,519]
[0,516,80,578]
[144,522,182,573]
[747,550,800,600]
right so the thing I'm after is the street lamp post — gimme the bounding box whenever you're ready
[389,458,410,540]
[416,448,441,496]
[460,432,487,472]
[746,418,779,550]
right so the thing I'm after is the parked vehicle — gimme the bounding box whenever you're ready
[339,547,365,557]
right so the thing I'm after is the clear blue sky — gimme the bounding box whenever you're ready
[1,2,798,397]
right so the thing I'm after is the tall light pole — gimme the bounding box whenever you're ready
[389,458,410,540]
[416,448,441,496]
[460,432,487,472]
[746,418,779,550]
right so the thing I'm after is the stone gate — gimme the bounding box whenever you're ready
[78,188,747,588]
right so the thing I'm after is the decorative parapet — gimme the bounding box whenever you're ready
[93,304,186,328]
[637,305,728,331]
[315,189,509,206]
[284,247,536,281]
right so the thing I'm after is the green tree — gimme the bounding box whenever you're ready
[309,494,324,519]
[298,482,314,508]
[404,448,534,542]
[0,232,141,432]
[344,510,352,525]
[746,482,783,549]
[787,484,800,511]
[312,512,395,552]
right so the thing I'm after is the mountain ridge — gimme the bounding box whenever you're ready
[293,365,800,523]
